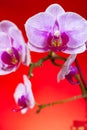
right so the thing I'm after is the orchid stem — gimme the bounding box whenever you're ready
[75,59,87,88]
[75,58,87,95]
[28,52,51,78]
[36,94,87,113]
[29,53,87,113]
[75,75,87,95]
[28,52,87,113]
[28,52,66,78]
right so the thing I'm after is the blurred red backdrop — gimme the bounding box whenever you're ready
[0,0,87,130]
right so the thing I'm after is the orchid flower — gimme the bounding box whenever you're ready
[13,75,35,114]
[25,4,87,54]
[57,54,77,84]
[65,66,78,85]
[0,20,31,75]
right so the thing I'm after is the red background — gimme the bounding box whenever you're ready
[0,0,87,130]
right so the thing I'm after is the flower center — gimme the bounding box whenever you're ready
[51,31,62,47]
[18,95,28,107]
[12,95,29,112]
[6,48,18,64]
[1,47,20,66]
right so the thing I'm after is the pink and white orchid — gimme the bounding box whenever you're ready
[13,75,35,114]
[0,20,31,75]
[25,4,87,54]
[65,66,78,85]
[57,54,77,84]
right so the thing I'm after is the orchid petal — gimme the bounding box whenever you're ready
[0,20,17,33]
[21,108,28,114]
[25,12,55,49]
[0,33,11,51]
[59,12,87,49]
[63,44,86,54]
[9,27,25,48]
[10,28,31,66]
[23,45,31,66]
[9,27,27,64]
[45,3,65,18]
[14,83,26,104]
[57,54,77,82]
[28,42,49,52]
[23,75,35,108]
[1,51,14,65]
[0,66,17,75]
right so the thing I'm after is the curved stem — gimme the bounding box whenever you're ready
[28,52,66,78]
[75,58,87,95]
[28,53,87,113]
[75,75,87,95]
[75,58,87,88]
[36,94,87,113]
[28,52,51,78]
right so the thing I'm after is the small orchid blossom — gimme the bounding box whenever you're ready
[0,20,30,75]
[13,75,35,114]
[25,4,87,54]
[57,54,77,83]
[65,66,78,85]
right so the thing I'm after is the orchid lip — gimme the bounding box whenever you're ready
[12,106,27,112]
[1,47,20,66]
[12,95,29,112]
[48,31,69,52]
[65,66,79,85]
[18,95,29,108]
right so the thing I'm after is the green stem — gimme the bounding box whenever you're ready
[50,52,66,61]
[28,52,51,77]
[75,59,87,95]
[28,52,87,113]
[36,94,87,113]
[28,52,66,78]
[75,75,87,95]
[75,59,87,88]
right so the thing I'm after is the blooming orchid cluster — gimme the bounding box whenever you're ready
[0,4,87,114]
